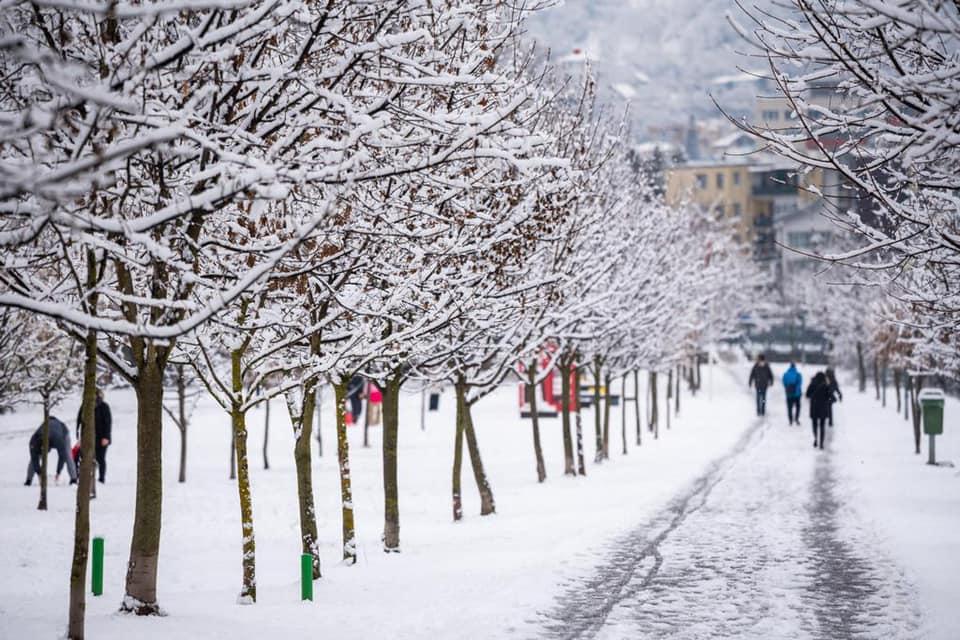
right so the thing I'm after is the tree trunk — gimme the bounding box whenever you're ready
[666,369,673,431]
[177,365,187,483]
[620,373,627,456]
[527,361,547,482]
[262,397,270,470]
[463,396,495,515]
[695,357,702,392]
[575,385,586,476]
[602,372,612,459]
[857,341,866,392]
[122,360,165,615]
[363,381,371,448]
[315,386,323,457]
[333,379,357,563]
[633,369,642,447]
[452,380,466,521]
[649,371,659,438]
[881,364,887,408]
[873,356,880,400]
[911,375,923,454]
[381,374,402,551]
[559,361,575,475]
[893,368,901,413]
[592,357,603,463]
[230,349,256,604]
[905,373,911,422]
[38,399,49,511]
[68,323,98,639]
[285,380,320,579]
[675,364,681,415]
[229,428,236,480]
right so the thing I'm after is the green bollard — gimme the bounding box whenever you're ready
[300,554,313,601]
[92,537,104,596]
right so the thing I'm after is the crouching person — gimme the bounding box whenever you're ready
[24,417,78,486]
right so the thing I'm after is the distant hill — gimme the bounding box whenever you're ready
[525,0,771,138]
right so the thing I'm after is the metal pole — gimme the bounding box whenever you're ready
[928,434,936,466]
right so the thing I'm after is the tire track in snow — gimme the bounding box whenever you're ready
[535,416,768,640]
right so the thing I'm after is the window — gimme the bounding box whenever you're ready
[733,203,742,217]
[733,171,741,186]
[695,173,707,189]
[787,231,813,248]
[763,109,780,121]
[716,173,724,189]
[784,110,793,120]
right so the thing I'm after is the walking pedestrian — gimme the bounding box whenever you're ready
[77,389,112,483]
[24,417,78,486]
[347,375,365,424]
[367,383,382,425]
[825,368,842,427]
[782,363,803,425]
[806,372,835,449]
[747,354,774,416]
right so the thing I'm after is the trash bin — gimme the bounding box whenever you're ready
[918,389,945,436]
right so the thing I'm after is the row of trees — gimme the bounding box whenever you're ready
[0,2,760,638]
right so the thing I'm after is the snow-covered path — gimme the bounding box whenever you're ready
[537,412,922,639]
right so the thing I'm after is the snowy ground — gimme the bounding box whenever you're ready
[1,362,959,639]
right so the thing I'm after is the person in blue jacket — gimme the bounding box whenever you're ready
[782,363,803,425]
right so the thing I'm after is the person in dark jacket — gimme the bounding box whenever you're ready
[805,372,835,449]
[24,417,78,485]
[825,368,842,426]
[346,375,365,424]
[77,389,112,483]
[748,354,775,416]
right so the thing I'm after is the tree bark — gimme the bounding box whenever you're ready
[315,386,323,457]
[666,369,673,431]
[452,381,466,521]
[177,365,187,483]
[262,397,270,470]
[602,372,612,459]
[230,350,256,604]
[363,381,371,448]
[857,341,866,392]
[527,361,547,482]
[593,357,603,463]
[904,374,910,421]
[633,369,642,447]
[463,395,495,515]
[122,359,164,615]
[575,384,586,476]
[381,374,402,551]
[620,373,627,456]
[893,368,902,413]
[649,371,659,438]
[873,356,880,400]
[333,379,357,563]
[285,380,320,579]
[675,364,681,415]
[68,322,98,639]
[229,427,236,480]
[881,364,887,408]
[559,360,575,475]
[911,375,923,454]
[38,399,49,511]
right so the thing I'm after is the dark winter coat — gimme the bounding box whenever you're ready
[748,363,774,390]
[77,398,112,442]
[805,375,835,420]
[29,417,70,452]
[825,370,842,402]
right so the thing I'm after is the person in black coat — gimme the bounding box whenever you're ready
[25,417,78,485]
[77,389,112,483]
[346,375,365,423]
[805,372,835,449]
[748,354,775,416]
[825,368,842,426]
